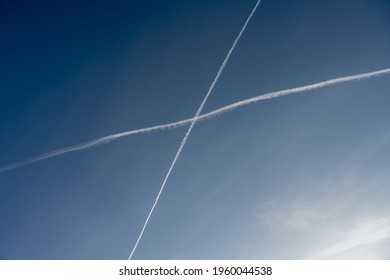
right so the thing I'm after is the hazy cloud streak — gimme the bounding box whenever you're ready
[0,68,389,175]
[311,217,390,259]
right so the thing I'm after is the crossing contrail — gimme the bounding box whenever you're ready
[128,0,263,260]
[0,68,389,175]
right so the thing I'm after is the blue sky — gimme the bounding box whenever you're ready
[0,0,389,259]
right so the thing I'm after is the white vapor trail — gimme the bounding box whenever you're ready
[128,0,263,260]
[0,68,389,175]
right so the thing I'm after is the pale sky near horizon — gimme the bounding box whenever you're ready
[0,0,390,259]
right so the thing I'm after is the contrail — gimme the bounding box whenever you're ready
[127,0,263,260]
[0,68,389,174]
[203,68,390,118]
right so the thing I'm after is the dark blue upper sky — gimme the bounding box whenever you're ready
[1,0,389,259]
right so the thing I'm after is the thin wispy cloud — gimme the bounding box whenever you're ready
[310,217,390,259]
[0,68,389,174]
[252,137,390,260]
